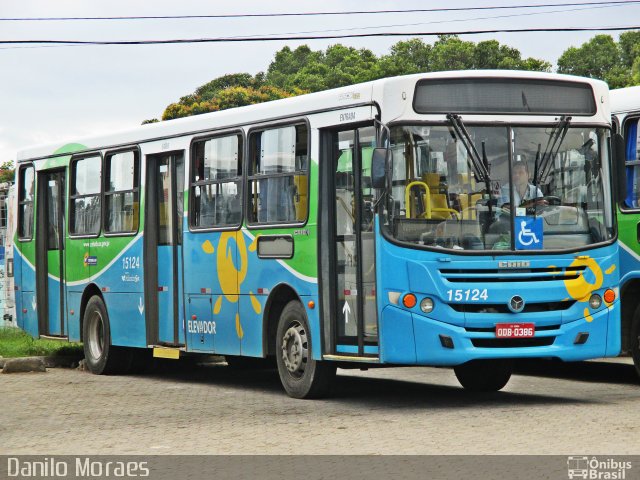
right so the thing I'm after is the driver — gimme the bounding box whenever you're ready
[499,159,546,209]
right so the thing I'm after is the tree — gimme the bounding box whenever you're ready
[0,161,15,184]
[193,73,263,102]
[619,31,640,69]
[156,36,552,122]
[162,84,297,120]
[266,46,324,91]
[557,32,640,88]
[265,44,380,92]
[429,35,476,71]
[377,39,432,77]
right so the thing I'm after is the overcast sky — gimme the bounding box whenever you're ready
[1,0,639,163]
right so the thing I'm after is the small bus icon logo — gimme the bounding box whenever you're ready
[567,456,589,479]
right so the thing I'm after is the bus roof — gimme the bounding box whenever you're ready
[16,70,608,163]
[611,86,640,115]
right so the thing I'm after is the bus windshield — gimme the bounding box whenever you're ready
[384,124,614,252]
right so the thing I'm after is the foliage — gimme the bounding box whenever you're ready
[162,84,299,120]
[141,118,159,125]
[160,36,551,120]
[156,31,640,122]
[159,31,640,122]
[0,160,14,184]
[557,32,640,88]
[0,327,83,358]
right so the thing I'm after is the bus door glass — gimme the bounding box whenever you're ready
[332,126,378,355]
[145,153,185,346]
[36,169,66,336]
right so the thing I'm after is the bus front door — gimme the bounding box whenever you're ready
[324,126,379,357]
[145,153,185,346]
[35,170,66,337]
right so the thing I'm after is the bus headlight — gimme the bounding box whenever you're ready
[420,297,434,313]
[589,294,602,309]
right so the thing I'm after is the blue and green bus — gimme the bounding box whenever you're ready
[13,71,622,397]
[612,86,640,377]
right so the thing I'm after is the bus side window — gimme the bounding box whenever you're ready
[247,124,309,225]
[70,155,102,236]
[625,118,640,208]
[190,134,242,229]
[18,165,35,240]
[104,150,140,234]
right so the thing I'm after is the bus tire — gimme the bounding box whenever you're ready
[82,296,131,375]
[454,359,512,392]
[275,300,336,399]
[631,306,640,378]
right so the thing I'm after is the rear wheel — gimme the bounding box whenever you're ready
[454,359,512,392]
[82,296,132,374]
[276,300,336,399]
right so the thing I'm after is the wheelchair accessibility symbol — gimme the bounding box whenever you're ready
[515,217,543,250]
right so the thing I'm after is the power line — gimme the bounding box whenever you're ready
[243,4,623,40]
[1,25,639,46]
[1,1,640,21]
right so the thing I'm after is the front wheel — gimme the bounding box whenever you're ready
[276,300,336,399]
[83,296,131,375]
[454,359,513,392]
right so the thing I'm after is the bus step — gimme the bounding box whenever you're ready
[152,346,182,360]
[39,335,69,341]
[323,354,379,363]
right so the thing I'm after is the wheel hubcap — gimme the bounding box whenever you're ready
[281,321,308,377]
[88,311,104,360]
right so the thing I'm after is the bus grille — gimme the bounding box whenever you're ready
[449,301,575,314]
[439,266,586,283]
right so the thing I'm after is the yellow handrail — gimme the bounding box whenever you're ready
[405,181,460,220]
[405,181,431,218]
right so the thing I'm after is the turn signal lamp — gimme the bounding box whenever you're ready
[403,293,417,308]
[603,289,616,304]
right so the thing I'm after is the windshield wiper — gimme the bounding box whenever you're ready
[535,115,572,185]
[446,113,491,184]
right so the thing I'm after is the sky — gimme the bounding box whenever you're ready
[1,0,639,164]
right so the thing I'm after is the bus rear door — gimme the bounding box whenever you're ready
[35,169,66,337]
[144,152,185,346]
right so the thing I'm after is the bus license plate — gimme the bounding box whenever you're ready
[495,323,535,338]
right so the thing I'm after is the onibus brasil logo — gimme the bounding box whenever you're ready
[567,456,632,479]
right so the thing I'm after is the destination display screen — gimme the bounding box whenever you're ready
[413,78,597,115]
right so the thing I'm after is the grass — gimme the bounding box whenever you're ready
[0,327,83,358]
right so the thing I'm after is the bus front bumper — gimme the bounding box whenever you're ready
[378,303,620,366]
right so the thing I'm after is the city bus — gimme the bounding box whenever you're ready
[12,70,623,398]
[611,86,640,377]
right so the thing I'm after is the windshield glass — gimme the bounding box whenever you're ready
[384,124,613,252]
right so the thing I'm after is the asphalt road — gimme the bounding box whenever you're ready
[1,357,639,455]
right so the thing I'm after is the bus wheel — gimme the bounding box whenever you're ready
[83,296,131,375]
[454,359,512,392]
[631,307,640,378]
[276,300,336,399]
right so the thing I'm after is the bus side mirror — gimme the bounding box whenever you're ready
[612,133,627,204]
[371,147,390,189]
